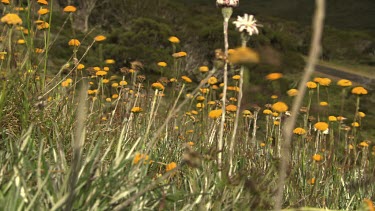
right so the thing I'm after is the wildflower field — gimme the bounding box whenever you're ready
[0,0,374,210]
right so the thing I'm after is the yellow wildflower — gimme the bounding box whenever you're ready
[293,127,306,135]
[319,78,331,86]
[265,73,283,81]
[272,102,288,113]
[208,76,218,85]
[68,39,80,47]
[181,76,192,83]
[38,8,49,15]
[312,154,323,162]
[1,13,22,25]
[168,36,180,43]
[131,107,142,113]
[151,82,165,91]
[351,86,368,95]
[166,162,177,172]
[319,101,328,106]
[105,59,115,64]
[263,109,272,115]
[287,89,298,96]
[232,75,241,80]
[157,61,167,67]
[328,116,337,122]
[209,109,222,119]
[119,80,127,86]
[226,104,237,112]
[337,79,352,87]
[63,6,77,13]
[199,66,209,72]
[306,81,317,89]
[94,35,106,42]
[314,122,329,131]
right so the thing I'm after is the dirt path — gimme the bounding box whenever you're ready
[313,63,375,91]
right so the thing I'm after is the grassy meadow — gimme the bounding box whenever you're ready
[0,1,374,210]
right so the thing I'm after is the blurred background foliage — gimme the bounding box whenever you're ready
[43,0,374,73]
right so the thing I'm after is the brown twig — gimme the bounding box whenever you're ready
[274,0,326,210]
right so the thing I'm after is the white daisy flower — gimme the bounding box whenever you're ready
[233,14,259,36]
[216,0,239,7]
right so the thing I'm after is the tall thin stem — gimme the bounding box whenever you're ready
[274,0,326,209]
[229,36,248,177]
[218,7,232,179]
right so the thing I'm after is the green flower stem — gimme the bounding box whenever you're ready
[228,33,248,177]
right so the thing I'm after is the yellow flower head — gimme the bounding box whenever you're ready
[351,122,360,127]
[319,101,328,106]
[105,98,112,102]
[1,13,23,25]
[168,36,180,43]
[199,66,209,72]
[37,8,49,15]
[133,153,149,165]
[272,102,288,113]
[105,59,115,64]
[312,154,323,162]
[226,104,237,112]
[209,109,222,119]
[337,79,352,87]
[319,78,331,86]
[157,61,167,67]
[63,6,77,13]
[313,77,322,83]
[196,103,204,108]
[37,0,48,5]
[77,64,85,70]
[263,109,272,115]
[166,162,177,172]
[172,51,187,58]
[328,116,337,122]
[169,78,177,82]
[96,71,107,76]
[314,122,329,131]
[287,89,298,96]
[112,94,119,99]
[208,76,218,85]
[2,0,10,5]
[200,88,209,94]
[265,73,283,81]
[271,95,278,99]
[68,39,80,47]
[119,80,128,86]
[196,96,205,101]
[358,112,366,118]
[306,81,317,89]
[17,39,25,44]
[228,47,259,64]
[94,35,106,42]
[351,86,368,95]
[181,76,192,83]
[36,21,49,30]
[232,75,241,80]
[112,83,119,88]
[359,141,369,148]
[131,107,143,113]
[293,127,306,135]
[308,178,316,185]
[151,82,165,91]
